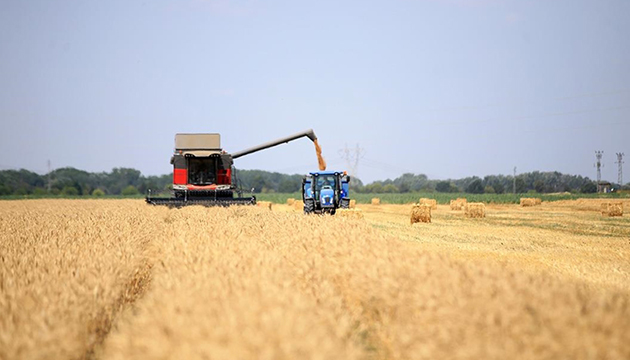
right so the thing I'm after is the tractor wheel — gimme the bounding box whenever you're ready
[340,199,350,209]
[304,199,315,214]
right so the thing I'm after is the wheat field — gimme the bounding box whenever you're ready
[1,199,629,359]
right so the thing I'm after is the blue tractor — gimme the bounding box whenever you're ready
[302,171,351,214]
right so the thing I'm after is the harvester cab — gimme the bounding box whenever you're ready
[302,171,351,215]
[147,129,318,207]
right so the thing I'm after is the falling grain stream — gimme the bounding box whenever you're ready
[314,139,327,171]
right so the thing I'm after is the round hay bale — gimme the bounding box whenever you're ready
[534,198,542,205]
[465,202,486,218]
[602,202,623,217]
[520,198,536,207]
[411,204,431,224]
[293,200,304,211]
[349,199,356,209]
[287,198,295,205]
[371,198,380,205]
[337,208,364,219]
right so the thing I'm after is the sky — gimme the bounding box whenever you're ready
[1,0,629,183]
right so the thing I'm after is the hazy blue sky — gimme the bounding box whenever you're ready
[1,0,628,183]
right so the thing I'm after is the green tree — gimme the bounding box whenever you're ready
[365,182,384,193]
[121,185,139,196]
[33,188,48,196]
[382,184,399,193]
[92,188,105,197]
[484,185,496,194]
[435,181,451,193]
[534,180,545,193]
[466,179,484,194]
[580,182,597,194]
[0,184,11,196]
[515,177,527,193]
[278,179,298,193]
[62,186,79,196]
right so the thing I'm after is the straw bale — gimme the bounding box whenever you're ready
[534,198,542,205]
[419,198,438,210]
[456,198,468,204]
[520,198,536,207]
[371,198,380,205]
[601,202,623,217]
[349,199,356,209]
[450,199,466,211]
[411,204,431,224]
[256,201,272,210]
[286,198,295,205]
[293,200,304,211]
[337,208,364,220]
[465,203,486,218]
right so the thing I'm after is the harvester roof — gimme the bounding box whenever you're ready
[174,133,222,156]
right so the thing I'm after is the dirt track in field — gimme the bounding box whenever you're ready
[1,199,629,359]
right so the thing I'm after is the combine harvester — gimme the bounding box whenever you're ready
[147,129,318,207]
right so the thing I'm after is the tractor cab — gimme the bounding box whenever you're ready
[302,171,351,214]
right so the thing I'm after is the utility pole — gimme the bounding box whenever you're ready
[513,166,517,194]
[595,151,603,192]
[617,153,626,186]
[339,144,365,180]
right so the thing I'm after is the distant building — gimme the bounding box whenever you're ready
[598,181,612,193]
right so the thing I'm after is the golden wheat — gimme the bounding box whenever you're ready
[2,199,629,360]
[0,200,158,359]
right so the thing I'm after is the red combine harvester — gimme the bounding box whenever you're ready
[146,129,317,207]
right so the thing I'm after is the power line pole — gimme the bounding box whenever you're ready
[617,153,626,186]
[513,167,517,194]
[338,143,365,180]
[595,151,603,193]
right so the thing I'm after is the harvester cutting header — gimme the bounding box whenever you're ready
[146,129,319,207]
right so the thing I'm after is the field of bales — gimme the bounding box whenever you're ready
[1,199,629,359]
[256,191,629,205]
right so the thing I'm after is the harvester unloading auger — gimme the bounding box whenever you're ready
[146,129,319,207]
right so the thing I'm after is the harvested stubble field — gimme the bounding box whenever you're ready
[1,199,629,360]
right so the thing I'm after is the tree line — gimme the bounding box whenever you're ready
[0,168,172,196]
[0,167,625,197]
[0,167,304,196]
[355,171,626,194]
